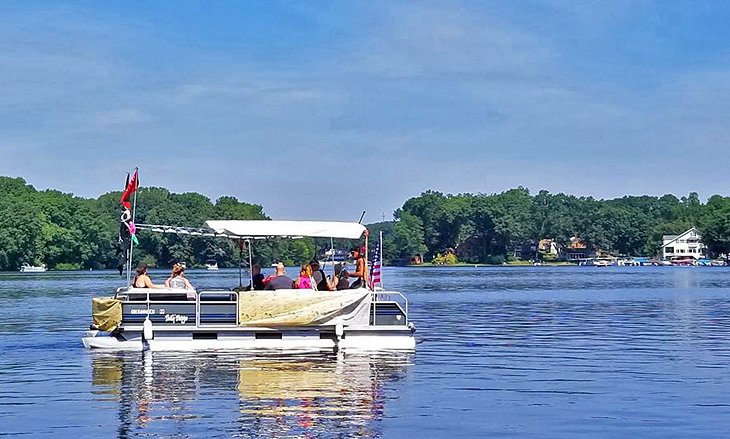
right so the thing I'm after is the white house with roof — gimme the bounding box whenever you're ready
[661,227,707,260]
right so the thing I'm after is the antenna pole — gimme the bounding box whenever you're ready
[329,237,335,278]
[238,239,243,288]
[248,240,254,289]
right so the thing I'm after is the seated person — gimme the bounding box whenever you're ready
[310,260,333,291]
[132,264,165,289]
[295,264,315,289]
[265,263,295,290]
[165,263,195,299]
[334,263,351,291]
[165,263,194,289]
[346,247,367,289]
[244,264,266,291]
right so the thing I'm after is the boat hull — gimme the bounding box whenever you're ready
[84,287,415,351]
[82,325,416,351]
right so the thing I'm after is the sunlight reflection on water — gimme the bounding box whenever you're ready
[89,350,412,438]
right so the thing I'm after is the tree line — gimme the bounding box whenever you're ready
[0,177,315,270]
[3,176,730,270]
[379,188,730,264]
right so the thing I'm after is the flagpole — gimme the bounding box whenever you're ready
[126,168,139,287]
[379,230,384,289]
[364,230,369,290]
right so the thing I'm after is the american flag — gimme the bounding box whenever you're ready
[369,234,382,289]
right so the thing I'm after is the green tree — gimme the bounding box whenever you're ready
[700,196,730,258]
[391,211,427,260]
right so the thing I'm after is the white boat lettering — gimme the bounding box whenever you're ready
[130,309,156,315]
[165,314,188,324]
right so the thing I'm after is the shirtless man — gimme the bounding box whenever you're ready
[346,247,368,289]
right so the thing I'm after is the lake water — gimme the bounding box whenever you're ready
[2,266,730,437]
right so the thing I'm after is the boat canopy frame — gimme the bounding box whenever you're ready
[136,220,367,240]
[136,220,370,290]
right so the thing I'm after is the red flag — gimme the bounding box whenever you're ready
[120,168,139,208]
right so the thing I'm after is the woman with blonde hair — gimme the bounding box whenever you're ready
[295,264,315,290]
[165,263,194,290]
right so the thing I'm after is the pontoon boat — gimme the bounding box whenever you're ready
[20,263,47,273]
[83,220,415,352]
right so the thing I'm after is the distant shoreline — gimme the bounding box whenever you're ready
[398,261,577,268]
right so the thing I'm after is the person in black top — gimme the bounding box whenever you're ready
[132,264,164,289]
[249,264,266,290]
[309,260,332,291]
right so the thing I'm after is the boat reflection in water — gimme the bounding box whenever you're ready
[91,350,412,437]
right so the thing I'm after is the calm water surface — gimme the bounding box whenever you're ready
[2,266,730,437]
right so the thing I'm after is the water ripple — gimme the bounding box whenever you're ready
[3,267,730,436]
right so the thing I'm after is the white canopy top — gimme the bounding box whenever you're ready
[204,220,367,239]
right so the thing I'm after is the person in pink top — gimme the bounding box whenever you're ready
[295,264,315,289]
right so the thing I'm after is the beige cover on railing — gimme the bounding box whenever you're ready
[239,289,369,326]
[92,297,122,331]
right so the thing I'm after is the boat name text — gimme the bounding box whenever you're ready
[165,314,189,324]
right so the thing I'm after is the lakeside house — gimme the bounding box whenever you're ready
[538,239,560,257]
[390,253,423,266]
[563,236,593,261]
[512,242,537,260]
[661,227,707,260]
[513,237,591,261]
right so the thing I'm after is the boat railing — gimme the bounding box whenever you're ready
[116,288,191,302]
[115,288,240,327]
[371,291,409,324]
[196,290,239,326]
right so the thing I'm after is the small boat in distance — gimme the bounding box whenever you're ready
[205,259,219,271]
[319,248,349,267]
[578,258,614,267]
[20,263,47,273]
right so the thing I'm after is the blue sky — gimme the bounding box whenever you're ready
[2,1,730,222]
